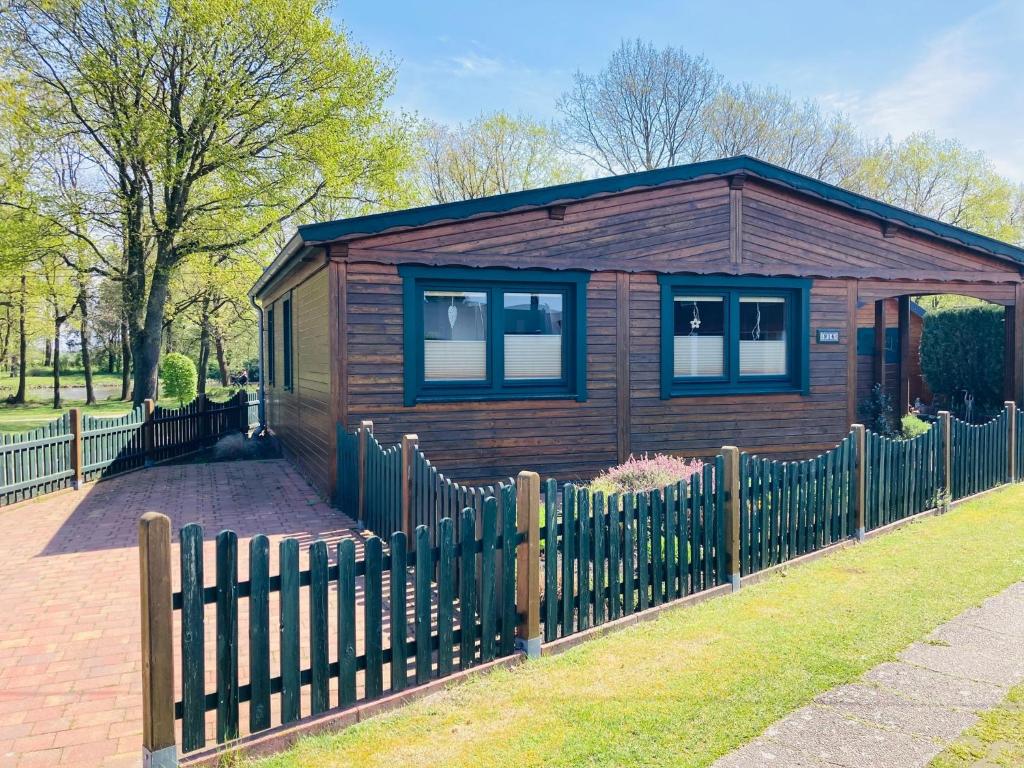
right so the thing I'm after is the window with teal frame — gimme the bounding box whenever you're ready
[400,266,589,405]
[659,275,810,398]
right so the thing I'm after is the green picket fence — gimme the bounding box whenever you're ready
[246,390,260,428]
[950,409,1010,501]
[738,433,856,575]
[865,422,944,530]
[412,446,513,555]
[541,457,725,643]
[0,414,74,506]
[81,406,147,482]
[364,432,402,539]
[173,499,520,754]
[150,391,248,464]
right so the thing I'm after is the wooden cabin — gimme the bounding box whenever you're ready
[250,155,1024,497]
[856,298,930,409]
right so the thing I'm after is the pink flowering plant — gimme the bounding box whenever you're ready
[589,453,704,496]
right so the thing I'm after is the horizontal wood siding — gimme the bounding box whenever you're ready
[629,275,852,460]
[344,262,618,484]
[854,298,929,407]
[263,268,332,495]
[741,182,1020,282]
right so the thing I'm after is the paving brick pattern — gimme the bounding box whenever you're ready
[0,460,361,768]
[713,582,1024,768]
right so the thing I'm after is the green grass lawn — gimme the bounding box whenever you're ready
[247,485,1024,768]
[0,372,249,433]
[930,683,1024,767]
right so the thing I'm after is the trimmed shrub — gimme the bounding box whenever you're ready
[590,453,704,496]
[161,352,198,406]
[858,383,897,437]
[920,304,1004,410]
[901,413,930,439]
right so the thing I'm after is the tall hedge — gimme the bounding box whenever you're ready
[919,304,1004,408]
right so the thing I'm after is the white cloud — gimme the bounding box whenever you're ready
[449,52,504,77]
[821,1,1024,180]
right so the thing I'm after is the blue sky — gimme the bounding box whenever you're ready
[334,1,1024,181]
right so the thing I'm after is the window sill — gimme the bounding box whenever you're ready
[406,391,586,406]
[662,382,807,398]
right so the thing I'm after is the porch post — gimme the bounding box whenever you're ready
[873,300,886,391]
[1013,284,1024,406]
[897,296,911,416]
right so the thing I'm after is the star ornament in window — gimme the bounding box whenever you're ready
[690,317,701,331]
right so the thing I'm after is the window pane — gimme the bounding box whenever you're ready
[674,296,724,377]
[504,292,563,380]
[739,296,787,376]
[423,290,487,381]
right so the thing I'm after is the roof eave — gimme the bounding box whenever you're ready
[249,232,306,300]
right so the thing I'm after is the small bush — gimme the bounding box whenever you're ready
[901,413,930,439]
[161,352,198,406]
[590,453,704,496]
[858,383,897,436]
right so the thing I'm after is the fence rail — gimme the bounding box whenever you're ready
[1,389,258,507]
[140,403,1024,763]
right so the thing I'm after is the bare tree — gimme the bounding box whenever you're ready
[703,83,863,184]
[557,39,722,173]
[421,112,578,203]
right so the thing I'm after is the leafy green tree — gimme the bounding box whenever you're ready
[3,0,413,405]
[160,352,197,406]
[847,132,1023,243]
[420,112,580,203]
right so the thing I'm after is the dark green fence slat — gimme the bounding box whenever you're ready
[390,531,409,692]
[279,538,300,724]
[215,531,238,744]
[438,517,455,676]
[309,540,329,714]
[179,523,206,752]
[608,493,621,620]
[480,498,497,663]
[576,488,590,632]
[637,491,650,612]
[337,539,357,707]
[622,492,635,615]
[415,526,432,685]
[500,483,517,657]
[459,509,476,670]
[365,536,384,698]
[544,479,557,641]
[561,484,575,634]
[248,535,271,732]
[592,491,606,626]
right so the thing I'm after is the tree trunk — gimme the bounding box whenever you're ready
[131,262,172,405]
[107,341,115,374]
[120,318,132,401]
[52,318,62,409]
[197,316,210,397]
[214,330,229,387]
[12,276,27,404]
[0,304,11,377]
[44,337,51,368]
[79,288,96,405]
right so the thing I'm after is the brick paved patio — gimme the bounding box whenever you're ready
[0,459,361,768]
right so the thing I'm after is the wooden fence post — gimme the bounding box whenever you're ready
[514,470,541,658]
[69,407,83,490]
[143,398,156,467]
[721,447,741,590]
[939,410,952,511]
[357,420,373,529]
[1006,401,1016,483]
[139,512,178,767]
[401,434,418,544]
[852,424,866,540]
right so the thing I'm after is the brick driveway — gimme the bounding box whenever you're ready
[0,459,361,768]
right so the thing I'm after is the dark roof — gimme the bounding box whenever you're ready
[253,155,1024,296]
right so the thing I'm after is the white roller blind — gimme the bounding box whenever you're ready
[739,340,787,375]
[424,340,486,381]
[505,334,562,379]
[674,335,724,377]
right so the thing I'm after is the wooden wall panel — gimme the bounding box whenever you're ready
[263,268,332,496]
[343,262,619,485]
[628,275,852,460]
[854,298,929,408]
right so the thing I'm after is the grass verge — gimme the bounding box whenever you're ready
[247,485,1024,768]
[929,682,1024,767]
